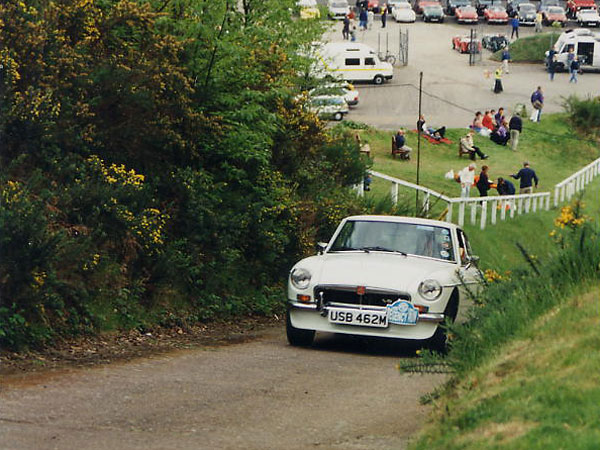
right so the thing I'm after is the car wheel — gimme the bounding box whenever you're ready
[334,112,343,121]
[286,310,315,347]
[427,289,459,353]
[373,74,384,85]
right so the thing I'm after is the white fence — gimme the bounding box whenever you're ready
[359,167,588,230]
[554,157,600,207]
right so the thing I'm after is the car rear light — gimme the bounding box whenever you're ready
[297,294,312,303]
[415,304,430,313]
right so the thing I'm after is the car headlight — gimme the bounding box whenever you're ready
[418,279,443,301]
[290,268,312,290]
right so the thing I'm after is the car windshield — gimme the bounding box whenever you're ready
[581,8,597,14]
[332,2,348,7]
[398,3,411,8]
[425,5,443,12]
[461,6,476,11]
[520,4,535,11]
[548,7,563,13]
[329,220,456,262]
[454,0,471,5]
[489,6,504,12]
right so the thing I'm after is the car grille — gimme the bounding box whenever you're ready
[314,285,410,308]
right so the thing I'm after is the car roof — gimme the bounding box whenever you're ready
[343,215,460,230]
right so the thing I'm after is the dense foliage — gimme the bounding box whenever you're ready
[563,95,600,136]
[0,0,370,349]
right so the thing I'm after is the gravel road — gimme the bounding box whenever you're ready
[0,327,444,450]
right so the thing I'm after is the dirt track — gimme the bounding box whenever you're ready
[0,326,444,450]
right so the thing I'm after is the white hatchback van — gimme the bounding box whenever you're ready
[317,42,394,84]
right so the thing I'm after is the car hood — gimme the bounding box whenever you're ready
[307,252,457,291]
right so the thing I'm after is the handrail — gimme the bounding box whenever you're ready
[555,157,600,188]
[368,170,451,201]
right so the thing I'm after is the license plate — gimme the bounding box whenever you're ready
[328,308,388,328]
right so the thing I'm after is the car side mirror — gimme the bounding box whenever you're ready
[316,242,328,255]
[465,255,480,268]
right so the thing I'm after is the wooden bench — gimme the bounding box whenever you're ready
[458,140,475,159]
[391,137,410,160]
[359,143,371,158]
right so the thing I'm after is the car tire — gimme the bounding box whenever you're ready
[373,74,384,85]
[427,289,459,353]
[334,112,344,121]
[286,310,315,347]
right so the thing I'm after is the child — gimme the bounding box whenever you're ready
[350,25,357,41]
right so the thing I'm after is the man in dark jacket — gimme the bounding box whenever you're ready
[508,112,522,151]
[511,161,539,194]
[496,177,516,195]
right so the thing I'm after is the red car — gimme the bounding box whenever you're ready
[414,0,441,13]
[542,6,568,25]
[368,0,380,11]
[567,0,596,17]
[452,35,482,53]
[455,5,479,23]
[484,5,509,23]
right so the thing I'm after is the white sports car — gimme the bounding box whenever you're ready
[286,215,483,349]
[393,2,417,22]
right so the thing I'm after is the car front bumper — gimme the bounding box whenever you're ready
[288,301,443,340]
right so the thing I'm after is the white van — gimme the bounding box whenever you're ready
[316,43,394,84]
[549,28,600,71]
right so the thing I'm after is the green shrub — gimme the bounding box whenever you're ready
[563,95,600,136]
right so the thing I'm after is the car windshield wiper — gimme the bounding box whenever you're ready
[359,246,408,256]
[329,246,361,252]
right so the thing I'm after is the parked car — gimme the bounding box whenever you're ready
[393,2,417,21]
[475,0,496,16]
[517,2,537,25]
[543,6,568,26]
[310,83,359,107]
[452,35,483,52]
[368,0,381,12]
[414,0,441,14]
[445,0,471,15]
[545,28,600,71]
[566,0,597,18]
[455,5,479,22]
[482,34,509,51]
[484,5,509,23]
[576,7,600,26]
[285,215,483,350]
[538,0,559,13]
[307,95,349,121]
[298,0,321,19]
[423,4,445,21]
[328,0,351,19]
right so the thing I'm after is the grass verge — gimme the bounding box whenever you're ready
[490,32,560,62]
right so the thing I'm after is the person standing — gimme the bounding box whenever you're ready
[350,24,357,41]
[510,16,519,40]
[493,66,503,93]
[342,15,350,40]
[476,165,493,197]
[535,11,543,32]
[359,8,368,30]
[381,4,387,27]
[530,86,544,122]
[547,46,557,81]
[501,47,511,74]
[569,56,580,83]
[368,9,374,29]
[508,112,522,151]
[511,161,539,194]
[459,163,477,198]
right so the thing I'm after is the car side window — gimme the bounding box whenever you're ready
[345,58,360,66]
[365,57,376,66]
[457,230,470,265]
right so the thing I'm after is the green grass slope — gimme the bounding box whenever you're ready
[490,32,559,62]
[411,286,600,449]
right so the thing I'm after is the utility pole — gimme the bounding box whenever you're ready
[415,71,423,216]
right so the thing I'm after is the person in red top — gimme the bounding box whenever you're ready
[482,111,494,131]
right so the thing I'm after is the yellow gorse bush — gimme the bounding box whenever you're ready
[87,155,145,189]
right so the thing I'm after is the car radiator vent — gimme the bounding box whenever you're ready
[315,285,411,308]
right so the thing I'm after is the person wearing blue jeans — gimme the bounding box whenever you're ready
[569,57,579,83]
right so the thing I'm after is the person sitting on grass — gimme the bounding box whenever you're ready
[482,110,495,132]
[490,120,509,146]
[496,177,516,195]
[417,114,446,140]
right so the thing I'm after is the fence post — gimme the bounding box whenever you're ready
[480,201,487,230]
[423,193,430,215]
[491,200,497,225]
[447,202,453,223]
[545,194,550,210]
[517,198,523,215]
[532,195,537,212]
[500,200,507,220]
[458,202,465,227]
[554,186,559,207]
[510,200,516,218]
[391,182,399,205]
[470,203,477,225]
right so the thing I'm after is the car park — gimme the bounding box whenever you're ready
[455,5,479,22]
[445,0,471,15]
[576,7,600,26]
[393,2,417,21]
[285,215,482,349]
[423,4,445,21]
[484,5,509,23]
[327,0,351,19]
[452,35,483,52]
[543,6,568,26]
[307,95,349,121]
[517,2,537,25]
